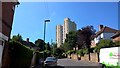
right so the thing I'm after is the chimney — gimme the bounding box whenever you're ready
[26,38,29,43]
[99,25,103,31]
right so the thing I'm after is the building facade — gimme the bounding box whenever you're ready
[0,1,19,68]
[63,18,76,43]
[56,18,77,47]
[91,25,118,47]
[56,25,63,48]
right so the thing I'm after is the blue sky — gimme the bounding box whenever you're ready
[11,2,119,43]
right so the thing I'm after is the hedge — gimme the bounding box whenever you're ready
[9,41,34,68]
[36,51,49,65]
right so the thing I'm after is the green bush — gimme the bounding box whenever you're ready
[76,49,84,56]
[90,47,95,53]
[66,50,75,55]
[83,48,89,55]
[9,41,34,68]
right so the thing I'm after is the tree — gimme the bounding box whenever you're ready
[114,41,120,46]
[63,31,77,52]
[11,34,23,42]
[81,25,96,48]
[35,39,45,51]
[77,25,96,61]
[51,43,57,56]
[45,42,51,51]
[94,39,115,62]
[97,39,115,48]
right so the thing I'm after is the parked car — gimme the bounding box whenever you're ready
[44,57,57,67]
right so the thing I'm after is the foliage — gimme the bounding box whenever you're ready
[83,48,89,55]
[97,39,115,48]
[77,25,96,49]
[44,50,51,56]
[45,42,51,51]
[35,39,45,51]
[94,39,115,53]
[63,42,73,51]
[51,43,65,58]
[11,34,23,42]
[114,41,120,46]
[66,31,77,48]
[9,41,33,68]
[51,43,57,55]
[90,47,95,53]
[94,46,101,53]
[66,50,75,55]
[63,31,77,52]
[76,49,84,56]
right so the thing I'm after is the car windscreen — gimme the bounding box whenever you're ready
[46,57,56,61]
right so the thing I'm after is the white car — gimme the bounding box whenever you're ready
[44,57,57,67]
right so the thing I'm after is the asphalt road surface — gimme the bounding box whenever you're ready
[57,58,102,68]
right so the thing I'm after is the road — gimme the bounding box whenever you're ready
[34,58,102,68]
[57,58,102,68]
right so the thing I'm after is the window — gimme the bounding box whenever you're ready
[0,40,4,46]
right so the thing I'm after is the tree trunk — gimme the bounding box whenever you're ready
[97,52,99,62]
[88,48,91,61]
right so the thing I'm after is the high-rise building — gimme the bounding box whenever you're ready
[56,25,63,48]
[56,18,77,48]
[63,18,76,43]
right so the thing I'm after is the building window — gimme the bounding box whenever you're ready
[0,40,4,46]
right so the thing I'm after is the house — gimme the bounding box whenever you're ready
[91,25,118,47]
[21,38,40,51]
[0,1,19,68]
[111,31,120,42]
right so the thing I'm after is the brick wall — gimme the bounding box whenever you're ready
[69,53,99,62]
[81,54,89,61]
[1,2,17,68]
[71,54,77,60]
[90,53,98,62]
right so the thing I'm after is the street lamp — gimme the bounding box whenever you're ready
[43,19,50,59]
[44,20,50,42]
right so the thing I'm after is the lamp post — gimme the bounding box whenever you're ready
[44,20,50,42]
[43,20,50,59]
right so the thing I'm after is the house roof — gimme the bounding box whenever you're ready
[21,41,38,48]
[111,31,120,39]
[94,26,118,38]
